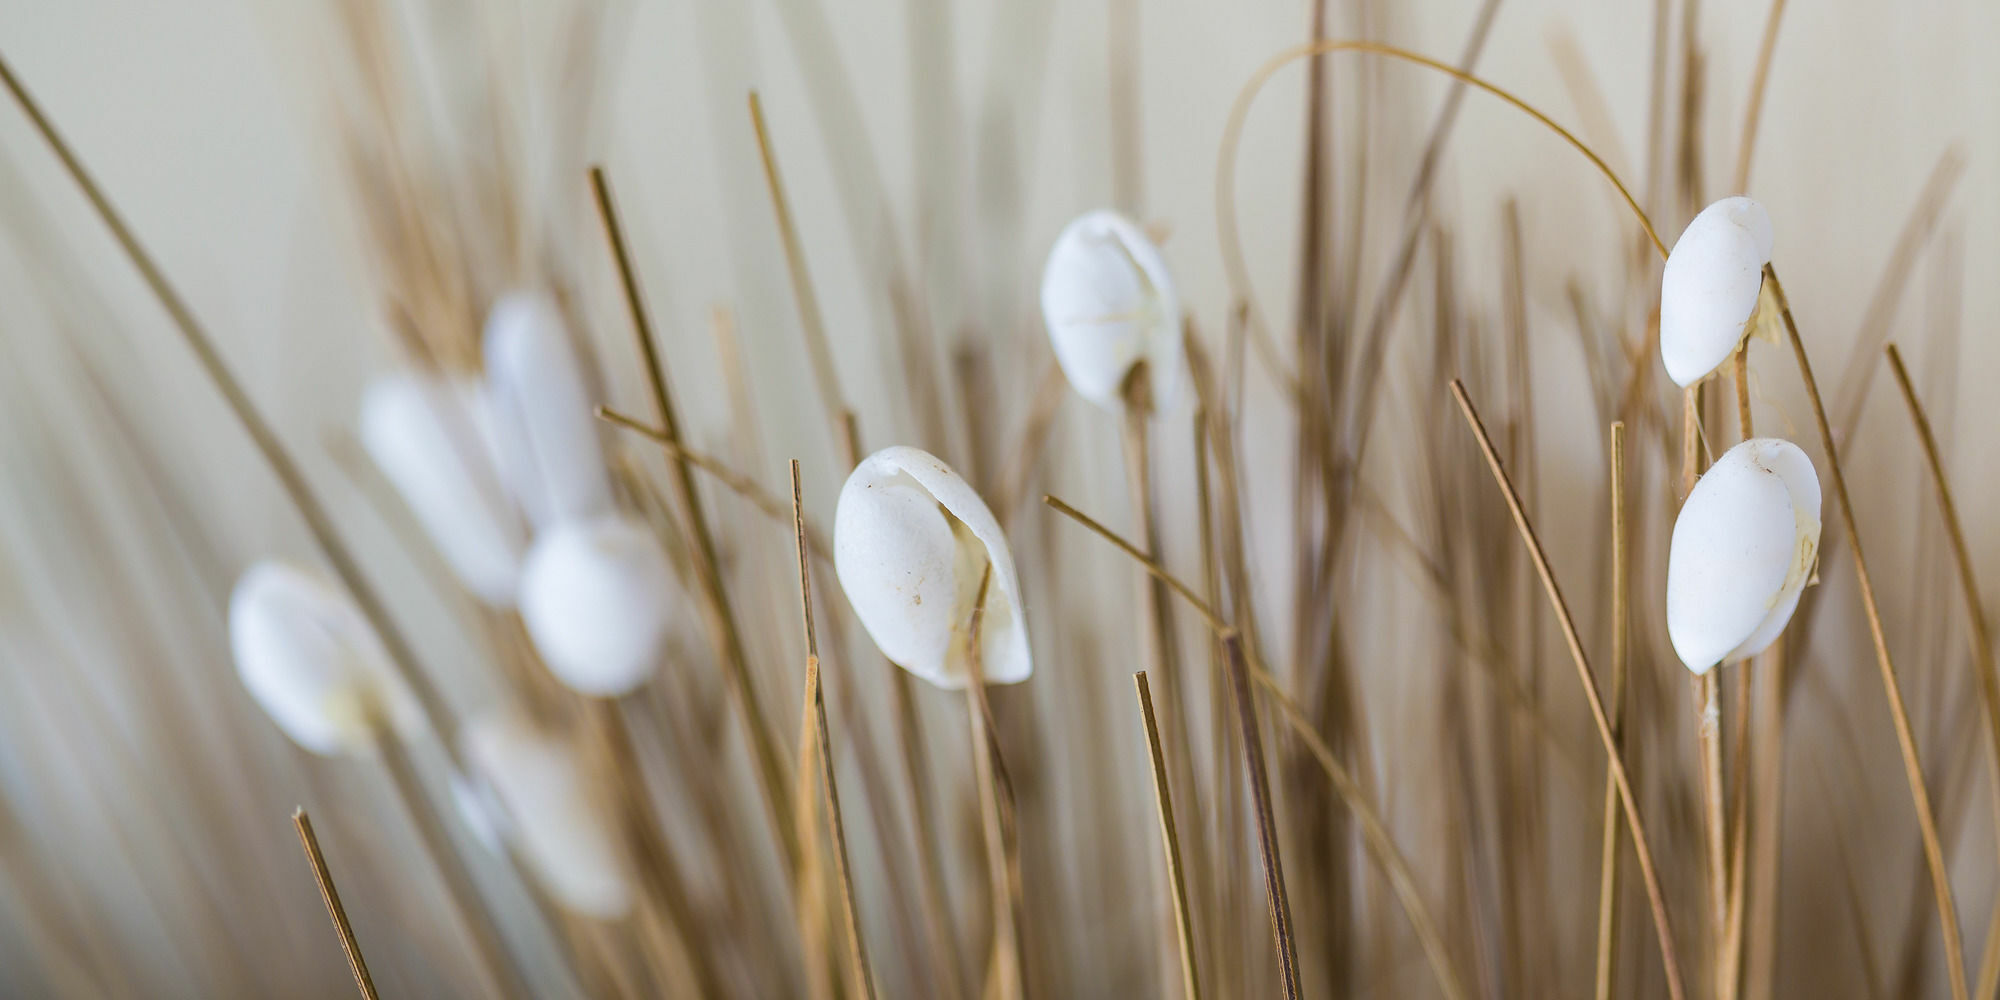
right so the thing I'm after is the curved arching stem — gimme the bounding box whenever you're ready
[1217,39,1668,340]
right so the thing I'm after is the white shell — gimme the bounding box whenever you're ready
[460,713,632,919]
[483,292,615,529]
[1660,196,1774,387]
[229,561,422,755]
[518,515,676,696]
[1039,210,1183,412]
[833,446,1031,689]
[1667,438,1822,674]
[359,371,526,605]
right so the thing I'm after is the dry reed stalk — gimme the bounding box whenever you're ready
[1219,39,1668,347]
[291,808,380,1000]
[790,461,879,1000]
[1219,630,1302,1000]
[1676,354,1724,1000]
[1885,343,2000,998]
[1135,671,1203,1000]
[1719,347,1757,1000]
[1593,421,1628,1000]
[1765,264,1968,1000]
[962,567,1027,1000]
[748,97,960,1000]
[588,166,801,880]
[1449,381,1687,1000]
[1041,495,1469,1000]
[1118,368,1211,982]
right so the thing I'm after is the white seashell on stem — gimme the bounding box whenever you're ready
[483,292,615,529]
[833,446,1031,689]
[459,713,632,919]
[229,561,422,755]
[1039,210,1184,412]
[359,371,526,605]
[518,515,676,697]
[1660,196,1774,387]
[1667,437,1822,674]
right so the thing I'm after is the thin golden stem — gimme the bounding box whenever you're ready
[1730,0,1789,193]
[1219,632,1301,1000]
[1042,495,1469,1000]
[1766,265,1967,1000]
[962,568,1025,1000]
[589,166,799,878]
[1721,347,1756,1000]
[292,808,381,1000]
[1120,371,1210,980]
[1219,39,1666,340]
[597,406,833,558]
[1593,421,1628,1000]
[1449,380,1687,1000]
[748,92,855,453]
[1679,382,1731,1000]
[1885,343,2000,998]
[1135,672,1204,1000]
[791,461,879,1000]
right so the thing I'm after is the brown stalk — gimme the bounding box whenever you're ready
[1731,0,1790,192]
[1766,265,1967,1000]
[962,567,1026,1000]
[1218,631,1301,1000]
[1219,39,1667,346]
[1678,381,1730,1000]
[291,808,380,1000]
[1119,369,1211,971]
[597,406,830,556]
[1720,347,1757,1000]
[1593,421,1628,1000]
[1885,343,2000,997]
[790,461,879,1000]
[1042,495,1469,1000]
[1448,381,1687,1000]
[588,166,800,878]
[1135,672,1203,1000]
[748,91,856,457]
[749,99,957,1000]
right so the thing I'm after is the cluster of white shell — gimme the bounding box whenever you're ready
[356,291,677,698]
[227,293,663,917]
[1660,197,1822,674]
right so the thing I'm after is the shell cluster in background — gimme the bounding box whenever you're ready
[1,1,1996,999]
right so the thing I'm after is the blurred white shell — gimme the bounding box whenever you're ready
[1660,196,1774,387]
[229,561,421,755]
[833,446,1031,689]
[519,515,676,696]
[1667,438,1822,674]
[459,713,632,919]
[483,292,615,529]
[359,371,526,605]
[1039,210,1183,412]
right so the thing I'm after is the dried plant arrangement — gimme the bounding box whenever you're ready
[0,1,1993,998]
